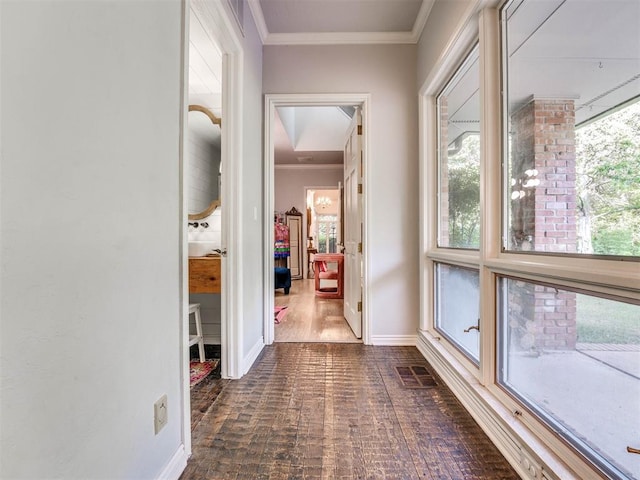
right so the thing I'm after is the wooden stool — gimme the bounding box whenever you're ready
[188,303,205,362]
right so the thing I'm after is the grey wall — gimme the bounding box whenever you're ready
[239,1,266,360]
[417,0,474,88]
[1,1,184,478]
[264,44,420,341]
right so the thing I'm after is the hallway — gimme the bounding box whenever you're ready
[274,279,359,343]
[181,343,519,479]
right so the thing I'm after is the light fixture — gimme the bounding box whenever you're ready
[316,196,331,208]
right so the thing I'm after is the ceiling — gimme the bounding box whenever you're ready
[249,0,435,45]
[194,0,639,161]
[257,0,434,165]
[275,106,353,165]
[188,8,223,115]
[447,0,640,142]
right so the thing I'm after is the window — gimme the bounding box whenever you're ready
[503,1,640,257]
[498,0,640,476]
[435,263,480,363]
[316,214,338,253]
[498,277,640,480]
[437,45,481,250]
[422,1,639,479]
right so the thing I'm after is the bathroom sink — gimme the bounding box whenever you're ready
[188,241,219,257]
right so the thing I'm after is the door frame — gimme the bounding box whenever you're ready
[263,94,371,345]
[180,0,244,458]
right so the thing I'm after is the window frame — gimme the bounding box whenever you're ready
[433,261,481,365]
[436,43,481,252]
[419,3,640,480]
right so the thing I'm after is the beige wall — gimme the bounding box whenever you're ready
[264,45,419,341]
[417,0,474,88]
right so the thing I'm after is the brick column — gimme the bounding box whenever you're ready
[509,97,577,351]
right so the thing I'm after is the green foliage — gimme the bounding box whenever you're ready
[592,228,640,257]
[447,134,480,248]
[577,294,640,344]
[576,102,640,256]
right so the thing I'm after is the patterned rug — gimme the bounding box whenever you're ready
[274,305,288,324]
[190,360,219,388]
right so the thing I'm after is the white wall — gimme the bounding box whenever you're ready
[237,2,265,360]
[264,45,420,342]
[0,2,184,479]
[275,166,342,214]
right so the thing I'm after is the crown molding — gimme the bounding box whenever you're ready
[275,163,343,170]
[249,0,436,46]
[264,31,417,46]
[246,0,268,43]
[412,0,436,43]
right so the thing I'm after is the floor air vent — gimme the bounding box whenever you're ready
[395,366,437,388]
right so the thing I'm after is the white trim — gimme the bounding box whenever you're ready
[419,0,490,96]
[242,335,265,375]
[156,445,189,480]
[275,164,343,171]
[246,0,435,46]
[221,48,244,380]
[370,334,417,346]
[416,331,580,480]
[189,0,244,378]
[412,0,436,42]
[179,0,191,461]
[418,2,640,479]
[263,93,372,346]
[263,31,418,46]
[246,0,268,44]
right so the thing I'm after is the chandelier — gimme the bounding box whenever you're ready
[316,196,332,208]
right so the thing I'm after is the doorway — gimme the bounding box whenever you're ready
[181,0,243,457]
[264,94,371,346]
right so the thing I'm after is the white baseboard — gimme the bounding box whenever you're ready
[243,336,264,375]
[370,334,417,346]
[415,331,582,480]
[157,444,188,480]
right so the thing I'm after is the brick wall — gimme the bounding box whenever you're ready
[509,98,577,351]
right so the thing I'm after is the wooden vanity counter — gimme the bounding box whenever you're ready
[188,256,221,293]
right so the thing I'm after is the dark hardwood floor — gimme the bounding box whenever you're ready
[182,343,519,479]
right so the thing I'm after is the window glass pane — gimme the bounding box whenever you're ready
[498,276,640,479]
[437,46,480,249]
[435,263,480,362]
[503,0,640,257]
[316,214,338,254]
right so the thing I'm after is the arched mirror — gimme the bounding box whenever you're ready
[187,104,222,220]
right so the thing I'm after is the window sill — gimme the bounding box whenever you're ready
[416,330,597,480]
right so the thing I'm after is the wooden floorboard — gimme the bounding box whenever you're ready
[181,344,520,480]
[274,279,359,343]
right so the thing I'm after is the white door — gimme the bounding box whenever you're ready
[343,109,362,338]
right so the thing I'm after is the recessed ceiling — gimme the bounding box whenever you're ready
[274,107,352,165]
[249,0,435,45]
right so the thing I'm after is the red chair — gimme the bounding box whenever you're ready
[313,253,344,299]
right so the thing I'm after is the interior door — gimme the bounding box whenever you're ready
[343,108,362,338]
